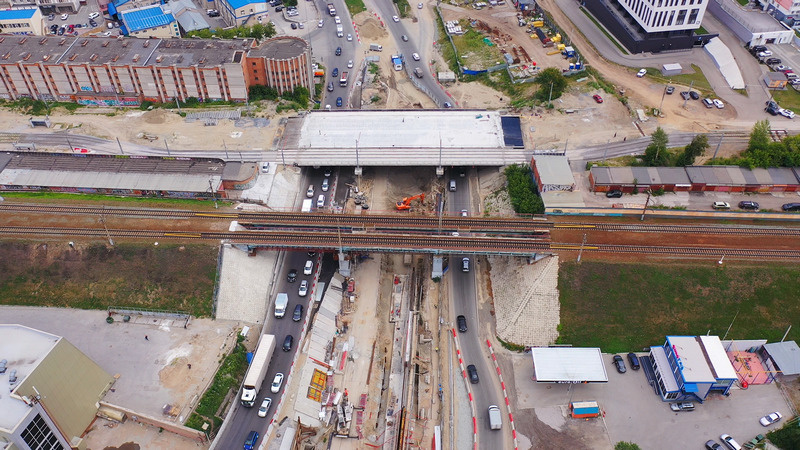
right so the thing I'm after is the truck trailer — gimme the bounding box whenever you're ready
[241,334,276,407]
[327,3,336,15]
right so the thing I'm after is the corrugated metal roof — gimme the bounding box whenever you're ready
[699,335,737,380]
[176,11,209,31]
[122,4,175,33]
[763,341,800,375]
[0,8,37,19]
[767,167,798,185]
[2,169,221,192]
[531,347,608,382]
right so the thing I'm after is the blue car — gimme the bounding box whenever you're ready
[332,67,339,77]
[244,431,259,450]
[336,97,342,107]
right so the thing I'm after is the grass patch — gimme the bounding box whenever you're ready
[654,63,713,93]
[434,10,460,74]
[497,336,526,352]
[451,21,505,71]
[771,88,800,113]
[0,192,232,209]
[185,335,248,434]
[579,7,628,55]
[558,261,800,352]
[0,242,218,317]
[735,0,748,5]
[344,0,366,15]
[696,25,709,35]
[393,0,411,16]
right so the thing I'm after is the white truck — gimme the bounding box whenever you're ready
[327,3,336,15]
[274,292,289,318]
[488,405,502,430]
[369,43,383,51]
[241,334,276,407]
[301,198,313,212]
[391,54,403,71]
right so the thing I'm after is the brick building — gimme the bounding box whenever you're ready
[0,35,311,105]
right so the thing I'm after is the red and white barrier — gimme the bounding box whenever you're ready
[452,328,478,449]
[486,340,519,450]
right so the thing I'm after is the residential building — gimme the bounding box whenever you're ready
[0,8,43,35]
[649,335,737,402]
[0,324,115,449]
[582,0,717,52]
[707,0,795,45]
[219,0,267,26]
[757,0,800,28]
[245,36,312,95]
[119,3,180,38]
[0,0,80,13]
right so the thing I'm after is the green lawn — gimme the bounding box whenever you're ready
[0,191,232,209]
[771,88,800,113]
[643,64,713,93]
[345,0,366,15]
[451,22,505,71]
[558,261,800,353]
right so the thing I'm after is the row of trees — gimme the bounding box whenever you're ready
[642,127,709,167]
[186,22,276,41]
[248,85,309,104]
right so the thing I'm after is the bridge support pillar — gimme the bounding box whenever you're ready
[431,256,443,279]
[338,252,351,277]
[527,253,551,264]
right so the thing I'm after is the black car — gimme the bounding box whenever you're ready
[766,57,781,65]
[332,67,339,77]
[705,440,722,450]
[612,355,626,373]
[782,202,800,211]
[335,46,342,56]
[689,91,700,100]
[457,315,467,332]
[324,168,332,177]
[766,100,780,115]
[292,304,303,322]
[750,45,767,54]
[282,334,294,351]
[665,86,674,95]
[89,19,97,27]
[627,352,640,370]
[287,269,298,282]
[467,364,479,384]
[58,26,65,35]
[291,22,297,29]
[738,201,759,210]
[606,190,623,198]
[336,97,342,107]
[275,5,283,11]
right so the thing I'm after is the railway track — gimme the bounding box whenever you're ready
[3,202,800,236]
[3,226,800,259]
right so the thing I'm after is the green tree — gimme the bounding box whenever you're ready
[248,85,279,101]
[504,164,545,215]
[615,442,641,450]
[534,67,568,103]
[767,420,800,450]
[676,134,708,166]
[747,119,771,154]
[643,127,669,166]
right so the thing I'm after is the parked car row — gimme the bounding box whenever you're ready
[611,353,640,373]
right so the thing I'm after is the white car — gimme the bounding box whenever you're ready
[418,2,423,7]
[758,50,773,57]
[318,19,324,27]
[257,398,272,417]
[412,52,420,61]
[713,99,724,109]
[298,280,308,297]
[303,260,313,275]
[347,59,353,68]
[334,15,341,24]
[780,108,795,119]
[261,162,270,173]
[347,33,352,41]
[759,411,782,426]
[712,201,730,210]
[636,68,647,77]
[270,373,284,393]
[88,12,100,19]
[392,15,400,22]
[60,13,68,20]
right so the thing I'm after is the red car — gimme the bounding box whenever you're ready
[592,94,603,103]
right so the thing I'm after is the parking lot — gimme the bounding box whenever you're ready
[510,352,790,449]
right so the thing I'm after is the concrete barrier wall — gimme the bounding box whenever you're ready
[98,402,207,443]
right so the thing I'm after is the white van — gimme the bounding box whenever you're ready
[317,194,325,208]
[306,185,314,198]
[488,405,502,430]
[321,178,329,192]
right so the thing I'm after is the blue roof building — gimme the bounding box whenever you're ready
[0,8,43,36]
[219,0,267,27]
[650,335,737,403]
[120,4,180,38]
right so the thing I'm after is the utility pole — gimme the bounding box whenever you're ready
[658,84,669,116]
[577,233,587,263]
[164,139,171,157]
[116,137,124,155]
[602,138,610,163]
[711,132,724,163]
[682,81,694,109]
[640,190,652,221]
[548,82,554,108]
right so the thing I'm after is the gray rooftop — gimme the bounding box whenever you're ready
[533,154,575,187]
[0,325,60,431]
[763,341,800,375]
[0,36,252,68]
[248,36,309,59]
[714,0,789,33]
[590,166,691,185]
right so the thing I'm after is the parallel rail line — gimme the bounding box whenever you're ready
[3,226,800,259]
[3,203,800,236]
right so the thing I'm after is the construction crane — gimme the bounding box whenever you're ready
[396,193,425,211]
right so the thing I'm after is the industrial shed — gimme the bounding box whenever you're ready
[531,154,575,192]
[761,341,800,376]
[589,166,691,192]
[590,165,800,193]
[0,153,257,199]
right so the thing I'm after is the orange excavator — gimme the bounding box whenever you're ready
[396,193,426,211]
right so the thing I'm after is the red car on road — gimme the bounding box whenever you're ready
[592,94,603,103]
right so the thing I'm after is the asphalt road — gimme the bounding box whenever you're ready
[306,0,358,109]
[447,170,506,448]
[370,3,452,107]
[216,169,332,449]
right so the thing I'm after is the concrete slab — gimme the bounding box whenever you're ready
[215,246,277,323]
